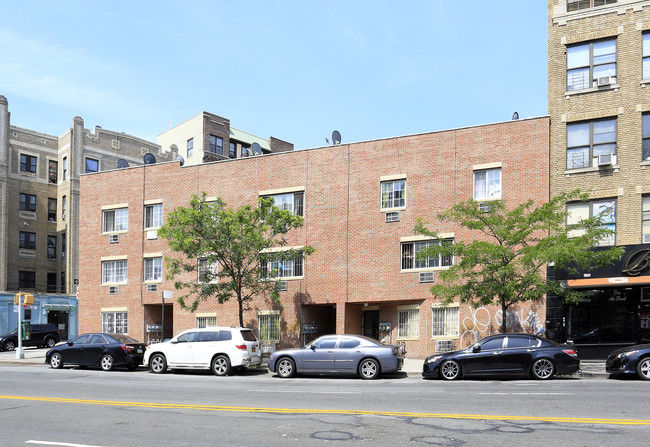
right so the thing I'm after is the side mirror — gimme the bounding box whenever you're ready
[67,341,74,346]
[472,345,481,353]
[310,345,316,351]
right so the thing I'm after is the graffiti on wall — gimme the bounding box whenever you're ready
[460,306,543,348]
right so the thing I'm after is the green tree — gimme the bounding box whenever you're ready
[414,191,624,334]
[158,194,314,327]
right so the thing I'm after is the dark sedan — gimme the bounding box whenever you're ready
[422,333,580,380]
[45,333,146,371]
[268,334,404,379]
[606,344,650,380]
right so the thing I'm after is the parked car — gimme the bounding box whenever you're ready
[422,333,580,380]
[45,333,146,371]
[268,334,404,380]
[606,344,650,380]
[143,327,261,376]
[0,323,60,351]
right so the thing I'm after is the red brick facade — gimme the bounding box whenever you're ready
[78,117,550,358]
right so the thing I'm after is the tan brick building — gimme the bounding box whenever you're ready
[548,0,650,357]
[78,117,550,358]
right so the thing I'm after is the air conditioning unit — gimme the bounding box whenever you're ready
[109,286,119,295]
[147,284,158,292]
[419,272,435,283]
[385,211,401,223]
[643,234,650,244]
[597,76,612,86]
[436,340,455,353]
[275,281,288,291]
[109,234,120,244]
[147,230,158,240]
[478,202,492,213]
[598,153,613,166]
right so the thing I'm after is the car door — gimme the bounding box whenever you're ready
[461,336,506,375]
[167,331,198,367]
[63,334,91,364]
[193,330,220,368]
[494,336,535,374]
[334,337,362,372]
[302,336,338,372]
[83,334,110,366]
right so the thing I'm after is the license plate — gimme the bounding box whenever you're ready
[252,347,256,352]
[137,349,142,354]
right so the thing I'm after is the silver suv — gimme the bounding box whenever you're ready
[143,327,261,376]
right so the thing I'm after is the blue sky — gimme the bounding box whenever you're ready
[0,1,548,150]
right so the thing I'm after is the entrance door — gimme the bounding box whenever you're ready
[47,311,69,340]
[362,310,379,341]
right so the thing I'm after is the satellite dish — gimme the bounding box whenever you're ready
[116,159,129,169]
[176,155,185,166]
[251,142,262,156]
[332,130,341,145]
[143,153,157,165]
[512,111,519,120]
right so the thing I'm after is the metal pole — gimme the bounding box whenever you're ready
[16,295,24,360]
[161,293,164,343]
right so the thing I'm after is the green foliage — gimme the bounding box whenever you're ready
[414,190,624,333]
[158,194,314,326]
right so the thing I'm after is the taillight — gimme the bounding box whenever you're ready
[235,344,247,350]
[121,344,135,352]
[562,349,577,357]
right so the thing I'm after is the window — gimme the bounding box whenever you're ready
[401,239,453,270]
[101,311,128,333]
[144,257,162,282]
[20,154,37,173]
[644,33,650,80]
[381,179,406,210]
[567,0,616,11]
[261,252,304,278]
[567,118,617,170]
[62,156,67,180]
[47,236,56,259]
[229,142,236,159]
[473,168,501,200]
[187,138,193,158]
[48,198,57,222]
[61,195,66,221]
[567,38,616,91]
[61,233,66,258]
[432,306,459,337]
[259,313,280,342]
[85,158,99,173]
[265,192,304,216]
[103,208,128,232]
[209,135,223,155]
[102,260,128,284]
[196,316,218,328]
[19,271,36,289]
[48,160,58,183]
[19,231,36,250]
[61,271,66,293]
[397,307,420,338]
[241,146,250,157]
[20,193,36,212]
[567,199,616,246]
[643,196,650,242]
[47,272,57,293]
[198,258,218,283]
[643,114,650,161]
[144,204,162,229]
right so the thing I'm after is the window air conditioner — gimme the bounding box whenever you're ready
[643,234,650,244]
[419,272,435,283]
[147,284,158,292]
[436,340,454,353]
[109,286,119,295]
[109,234,120,244]
[275,281,288,291]
[597,76,612,86]
[147,230,158,240]
[385,211,401,223]
[598,153,613,166]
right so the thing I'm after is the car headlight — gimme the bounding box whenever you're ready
[616,350,638,359]
[426,355,443,364]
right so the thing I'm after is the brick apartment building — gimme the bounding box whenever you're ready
[548,0,650,357]
[78,117,550,358]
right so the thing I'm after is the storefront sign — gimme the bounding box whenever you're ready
[623,248,650,276]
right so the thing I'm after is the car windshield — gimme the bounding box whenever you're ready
[9,329,17,336]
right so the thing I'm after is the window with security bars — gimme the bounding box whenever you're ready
[261,252,304,278]
[259,314,280,342]
[264,192,304,216]
[101,311,128,333]
[567,0,616,11]
[431,306,459,337]
[397,308,419,338]
[401,240,453,270]
[196,316,217,328]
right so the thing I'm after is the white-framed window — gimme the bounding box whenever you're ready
[401,240,453,270]
[473,168,501,200]
[259,313,280,342]
[102,260,128,284]
[567,199,616,246]
[432,305,459,338]
[144,257,162,282]
[187,138,194,158]
[567,0,617,12]
[198,258,218,283]
[103,208,128,232]
[397,307,420,338]
[643,113,650,161]
[144,204,162,229]
[62,156,68,181]
[265,192,304,216]
[261,252,304,278]
[62,195,66,221]
[643,196,650,242]
[644,32,650,80]
[567,118,617,170]
[567,38,616,91]
[102,311,128,333]
[381,179,406,210]
[196,315,217,328]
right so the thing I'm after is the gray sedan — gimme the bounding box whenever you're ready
[267,334,404,379]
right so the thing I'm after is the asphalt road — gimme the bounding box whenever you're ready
[0,364,647,447]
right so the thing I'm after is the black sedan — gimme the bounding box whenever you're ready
[45,333,146,371]
[422,333,580,380]
[606,344,650,380]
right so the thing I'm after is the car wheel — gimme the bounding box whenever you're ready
[440,360,461,380]
[531,358,555,380]
[211,355,231,376]
[636,357,650,381]
[3,340,15,352]
[276,357,296,378]
[100,354,115,371]
[359,358,380,380]
[45,337,56,348]
[149,353,167,374]
[49,352,63,369]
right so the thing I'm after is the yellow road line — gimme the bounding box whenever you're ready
[1,395,648,426]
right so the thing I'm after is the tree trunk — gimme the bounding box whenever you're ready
[501,298,507,333]
[238,294,244,327]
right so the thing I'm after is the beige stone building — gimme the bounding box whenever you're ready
[548,0,650,357]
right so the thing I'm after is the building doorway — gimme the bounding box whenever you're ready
[362,309,379,341]
[47,310,69,340]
